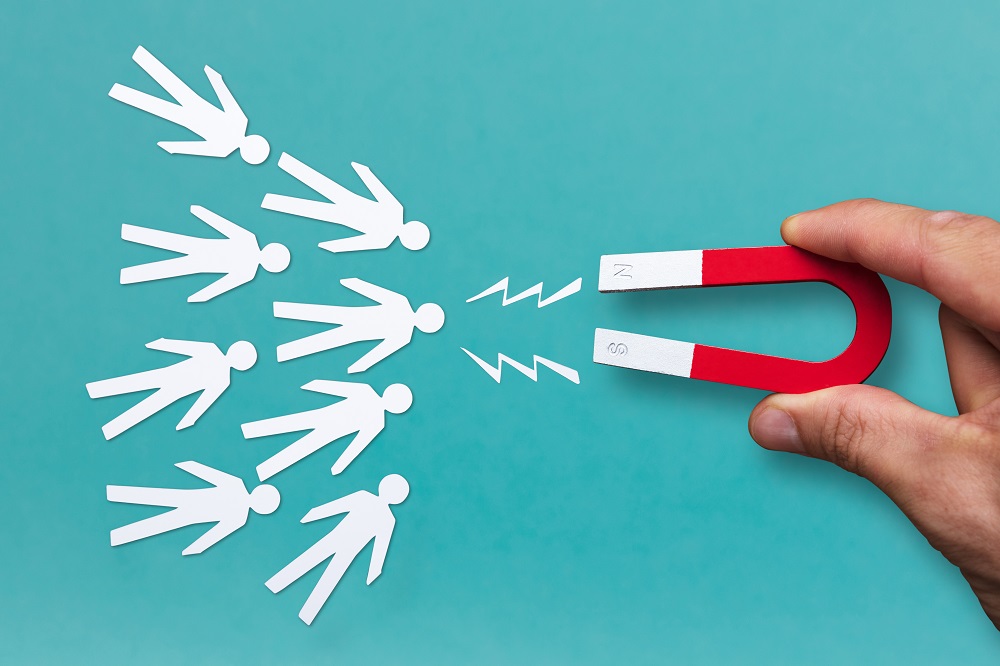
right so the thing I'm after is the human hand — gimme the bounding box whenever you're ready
[747,199,1000,629]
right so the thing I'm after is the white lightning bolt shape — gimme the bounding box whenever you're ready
[466,276,582,308]
[461,348,580,384]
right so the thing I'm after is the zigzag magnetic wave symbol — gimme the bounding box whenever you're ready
[465,276,582,308]
[460,348,580,384]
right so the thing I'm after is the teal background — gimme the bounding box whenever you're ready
[2,0,999,662]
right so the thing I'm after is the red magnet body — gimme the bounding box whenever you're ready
[594,245,893,393]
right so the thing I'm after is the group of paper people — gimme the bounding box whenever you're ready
[89,46,443,625]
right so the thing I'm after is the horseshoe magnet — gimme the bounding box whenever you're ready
[593,245,892,393]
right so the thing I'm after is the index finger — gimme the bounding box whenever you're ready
[782,199,1000,331]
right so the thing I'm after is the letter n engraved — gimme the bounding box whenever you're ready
[613,264,632,279]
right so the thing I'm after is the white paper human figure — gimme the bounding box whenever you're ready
[86,339,257,440]
[261,153,429,252]
[242,381,412,481]
[274,278,444,371]
[109,46,270,164]
[266,474,409,625]
[120,206,290,302]
[107,461,280,555]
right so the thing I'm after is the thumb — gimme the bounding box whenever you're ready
[749,385,949,489]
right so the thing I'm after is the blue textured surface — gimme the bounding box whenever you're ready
[2,1,999,662]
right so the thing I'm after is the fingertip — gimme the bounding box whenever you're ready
[747,396,771,430]
[748,396,806,454]
[780,213,805,245]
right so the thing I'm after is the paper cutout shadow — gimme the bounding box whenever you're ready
[121,205,289,302]
[262,153,429,253]
[109,45,269,164]
[266,474,408,625]
[242,380,411,480]
[108,461,279,555]
[86,338,256,440]
[274,278,444,372]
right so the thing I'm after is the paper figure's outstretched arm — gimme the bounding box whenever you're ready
[301,492,367,522]
[174,460,239,488]
[330,427,380,475]
[146,338,216,357]
[203,66,245,120]
[348,338,406,374]
[188,272,246,303]
[301,379,375,401]
[176,384,227,430]
[182,519,242,556]
[352,163,401,209]
[367,522,395,584]
[157,139,231,157]
[242,406,325,439]
[341,278,399,304]
[318,233,390,254]
[190,205,251,241]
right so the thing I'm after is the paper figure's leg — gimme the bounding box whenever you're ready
[277,328,356,362]
[86,368,165,398]
[108,84,187,126]
[275,153,356,204]
[101,389,176,440]
[257,430,336,481]
[242,409,323,439]
[110,507,187,546]
[121,224,198,254]
[107,485,189,507]
[299,553,351,625]
[261,194,342,224]
[273,302,354,324]
[120,255,200,284]
[131,46,201,107]
[265,535,336,593]
[256,429,338,481]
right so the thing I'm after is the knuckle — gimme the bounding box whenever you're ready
[953,418,998,450]
[838,198,882,220]
[820,394,871,474]
[948,214,996,248]
[920,212,986,257]
[921,212,1000,322]
[845,197,880,209]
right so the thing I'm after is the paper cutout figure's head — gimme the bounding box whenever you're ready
[378,474,409,505]
[226,340,258,371]
[239,134,270,165]
[382,383,413,415]
[399,220,430,251]
[414,303,445,333]
[249,484,281,515]
[260,243,291,273]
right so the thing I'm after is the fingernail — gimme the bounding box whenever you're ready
[751,408,804,453]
